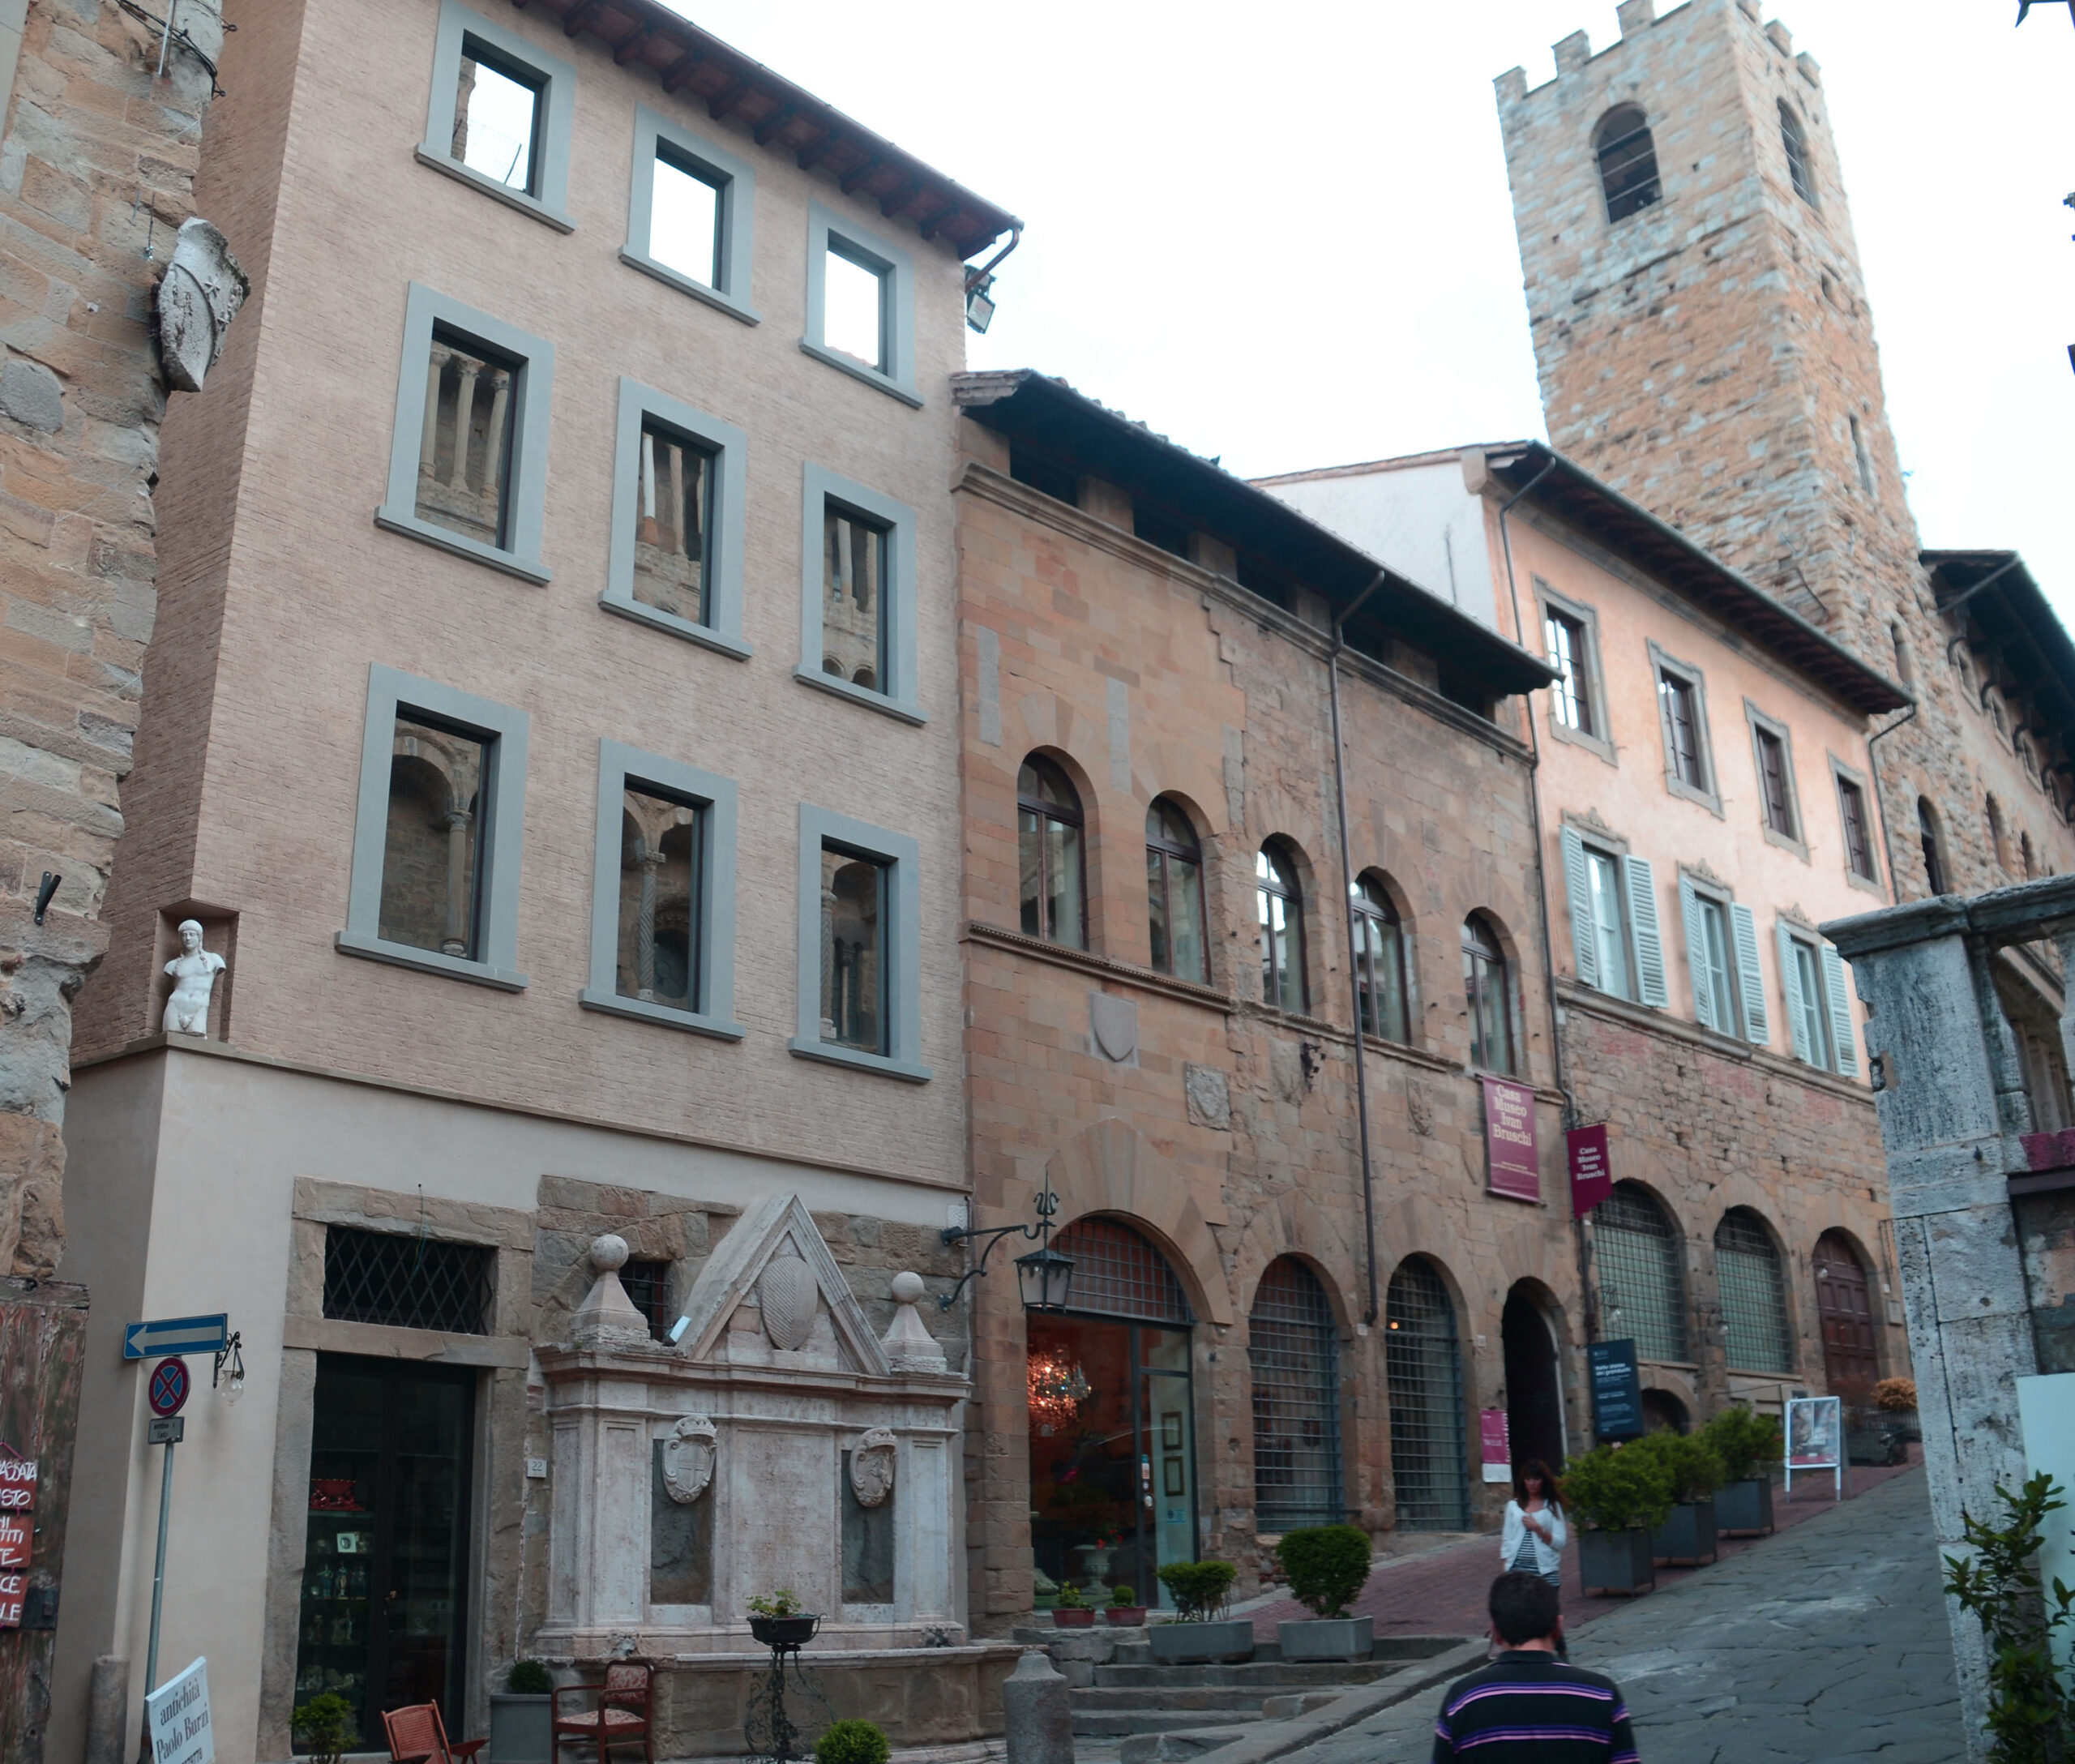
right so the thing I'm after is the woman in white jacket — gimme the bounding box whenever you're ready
[1499,1459,1567,1590]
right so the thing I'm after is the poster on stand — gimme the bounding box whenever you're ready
[1479,1408,1512,1483]
[1785,1395,1844,1501]
[1589,1340,1644,1441]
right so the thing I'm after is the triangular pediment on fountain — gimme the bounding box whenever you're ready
[674,1193,891,1376]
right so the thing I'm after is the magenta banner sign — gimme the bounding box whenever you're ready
[1482,1076,1540,1201]
[1568,1124,1612,1214]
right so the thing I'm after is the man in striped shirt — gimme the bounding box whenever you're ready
[1430,1573,1640,1761]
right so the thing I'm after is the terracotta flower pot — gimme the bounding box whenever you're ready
[1104,1606,1147,1626]
[1051,1607,1095,1628]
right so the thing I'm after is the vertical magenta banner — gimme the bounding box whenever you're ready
[1479,1408,1512,1475]
[1568,1123,1612,1214]
[1482,1076,1540,1201]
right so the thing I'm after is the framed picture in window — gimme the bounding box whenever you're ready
[1161,1411,1182,1452]
[1162,1456,1184,1497]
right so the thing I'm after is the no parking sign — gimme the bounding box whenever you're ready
[149,1357,190,1419]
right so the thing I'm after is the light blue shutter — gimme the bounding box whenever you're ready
[1822,942,1858,1077]
[1560,825,1599,990]
[1778,923,1813,1064]
[1730,903,1769,1046]
[1679,874,1715,1030]
[1625,856,1669,1008]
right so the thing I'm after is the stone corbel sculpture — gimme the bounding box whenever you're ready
[849,1428,896,1508]
[162,918,225,1036]
[661,1414,717,1504]
[156,217,249,394]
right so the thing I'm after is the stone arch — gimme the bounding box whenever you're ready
[1136,739,1229,841]
[1043,1117,1231,1325]
[1230,1191,1359,1340]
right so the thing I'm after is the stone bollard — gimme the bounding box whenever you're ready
[1003,1647,1074,1764]
[85,1655,129,1764]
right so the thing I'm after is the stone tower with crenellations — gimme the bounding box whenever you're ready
[1495,0,2075,904]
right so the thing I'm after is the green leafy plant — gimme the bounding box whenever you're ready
[1110,1584,1137,1608]
[1054,1581,1087,1609]
[1560,1442,1675,1533]
[1703,1406,1783,1484]
[1627,1427,1724,1502]
[815,1719,892,1764]
[1943,1472,2073,1764]
[293,1693,355,1764]
[1157,1559,1239,1622]
[1274,1523,1373,1620]
[748,1588,805,1618]
[507,1658,554,1695]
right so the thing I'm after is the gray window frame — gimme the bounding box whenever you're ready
[581,739,744,1039]
[1743,700,1807,859]
[796,464,923,725]
[1649,640,1721,816]
[417,0,575,233]
[1776,917,1859,1079]
[603,376,751,659]
[801,202,920,408]
[1677,870,1769,1047]
[338,662,529,991]
[376,282,555,584]
[792,804,930,1083]
[620,105,759,325]
[1535,580,1615,764]
[1829,754,1883,894]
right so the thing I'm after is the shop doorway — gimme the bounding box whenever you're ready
[1028,1218,1196,1611]
[1813,1232,1879,1395]
[293,1355,476,1748]
[1501,1288,1565,1472]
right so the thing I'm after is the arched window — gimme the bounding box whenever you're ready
[1051,1216,1192,1323]
[1987,794,2013,873]
[1256,843,1306,1013]
[1146,798,1208,983]
[1250,1259,1341,1531]
[1386,1258,1470,1531]
[1812,1232,1878,1394]
[1778,101,1816,204]
[1713,1211,1793,1374]
[1594,105,1662,222]
[1919,798,1947,895]
[1018,756,1086,948]
[1461,915,1514,1074]
[1593,1183,1689,1363]
[1352,875,1409,1043]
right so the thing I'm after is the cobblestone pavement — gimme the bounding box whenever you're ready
[1274,1467,1963,1763]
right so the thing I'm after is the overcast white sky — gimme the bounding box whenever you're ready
[667,0,2075,620]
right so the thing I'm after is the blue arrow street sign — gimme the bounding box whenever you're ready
[122,1314,228,1360]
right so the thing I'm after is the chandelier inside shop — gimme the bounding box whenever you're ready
[1027,1348,1092,1435]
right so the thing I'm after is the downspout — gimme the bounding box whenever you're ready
[1864,702,1917,901]
[1328,572,1386,1326]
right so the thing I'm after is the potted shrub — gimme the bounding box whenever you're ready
[1705,1406,1782,1537]
[1148,1561,1251,1663]
[1051,1581,1095,1628]
[1272,1524,1374,1661]
[748,1588,822,1647]
[1564,1444,1673,1596]
[815,1719,892,1764]
[1632,1429,1724,1565]
[1105,1583,1148,1627]
[293,1693,355,1764]
[489,1659,554,1764]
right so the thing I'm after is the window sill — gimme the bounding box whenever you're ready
[618,248,759,325]
[413,148,575,233]
[1662,774,1723,819]
[1844,867,1885,897]
[601,593,753,659]
[375,507,551,584]
[1760,823,1810,863]
[336,930,527,991]
[787,1036,931,1084]
[792,665,927,726]
[1545,717,1617,768]
[797,340,924,409]
[580,989,746,1041]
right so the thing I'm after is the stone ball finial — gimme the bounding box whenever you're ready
[590,1233,630,1273]
[891,1270,926,1306]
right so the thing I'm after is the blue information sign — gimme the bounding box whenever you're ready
[122,1313,228,1361]
[1589,1338,1645,1441]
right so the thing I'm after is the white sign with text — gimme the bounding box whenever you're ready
[146,1657,213,1764]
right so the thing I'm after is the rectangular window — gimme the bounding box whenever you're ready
[651,155,722,289]
[802,203,918,404]
[1778,922,1859,1077]
[823,503,888,695]
[419,2,573,229]
[1838,775,1876,880]
[323,1227,492,1335]
[1546,610,1594,735]
[821,843,887,1055]
[1659,670,1705,790]
[583,740,742,1039]
[1562,827,1671,1008]
[378,284,554,582]
[797,465,922,722]
[620,109,758,323]
[341,666,528,990]
[823,245,887,371]
[1697,894,1735,1030]
[794,807,928,1081]
[621,1259,673,1342]
[636,423,717,626]
[1792,938,1831,1068]
[1755,728,1792,835]
[1009,447,1080,508]
[1585,846,1631,1000]
[1678,872,1761,1039]
[452,45,541,194]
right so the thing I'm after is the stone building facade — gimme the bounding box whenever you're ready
[951,370,1573,1629]
[50,0,1020,1757]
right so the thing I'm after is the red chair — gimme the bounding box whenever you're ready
[382,1702,486,1764]
[553,1661,655,1764]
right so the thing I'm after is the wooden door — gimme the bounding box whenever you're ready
[1812,1233,1879,1394]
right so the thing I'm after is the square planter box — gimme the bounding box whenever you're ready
[1148,1618,1256,1664]
[1651,1498,1718,1566]
[488,1693,552,1764]
[1277,1616,1373,1662]
[1578,1526,1655,1596]
[1715,1477,1773,1537]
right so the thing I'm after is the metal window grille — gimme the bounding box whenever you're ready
[322,1227,492,1335]
[622,1258,673,1342]
[1593,1185,1689,1363]
[1713,1214,1792,1374]
[1249,1258,1342,1531]
[1779,102,1816,204]
[1595,107,1662,222]
[1054,1218,1192,1323]
[1385,1259,1470,1531]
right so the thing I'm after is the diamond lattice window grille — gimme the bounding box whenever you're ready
[322,1227,493,1335]
[1052,1217,1192,1323]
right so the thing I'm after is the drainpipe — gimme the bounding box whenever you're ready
[1328,572,1385,1326]
[1864,701,1917,901]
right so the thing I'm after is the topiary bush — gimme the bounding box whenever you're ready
[1560,1443,1675,1533]
[1873,1377,1919,1413]
[1110,1584,1137,1608]
[1273,1524,1372,1620]
[1704,1406,1783,1484]
[507,1659,553,1695]
[815,1720,892,1764]
[1157,1559,1238,1621]
[293,1693,356,1764]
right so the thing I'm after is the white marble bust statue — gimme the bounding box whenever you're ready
[163,919,225,1036]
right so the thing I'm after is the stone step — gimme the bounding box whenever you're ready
[1069,1687,1274,1713]
[1071,1708,1261,1739]
[1090,1659,1400,1689]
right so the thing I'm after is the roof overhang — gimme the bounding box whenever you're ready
[1923,550,2075,760]
[957,373,1557,700]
